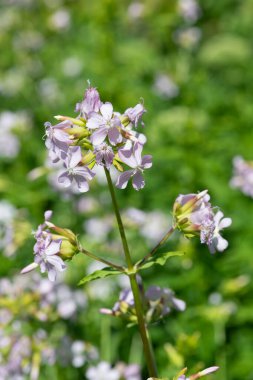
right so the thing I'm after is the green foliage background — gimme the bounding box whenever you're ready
[0,0,253,379]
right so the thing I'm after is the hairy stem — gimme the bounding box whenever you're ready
[104,168,158,378]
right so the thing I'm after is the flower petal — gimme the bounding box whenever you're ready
[108,126,122,145]
[219,217,232,229]
[68,146,82,168]
[132,170,145,190]
[90,127,108,146]
[21,262,39,274]
[48,268,57,282]
[58,171,72,187]
[46,239,62,256]
[216,235,229,252]
[74,176,90,193]
[141,154,152,169]
[133,142,143,166]
[116,170,133,189]
[100,102,113,120]
[86,113,104,129]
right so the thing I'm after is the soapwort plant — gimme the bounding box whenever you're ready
[21,85,232,379]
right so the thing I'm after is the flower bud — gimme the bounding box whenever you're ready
[173,190,211,238]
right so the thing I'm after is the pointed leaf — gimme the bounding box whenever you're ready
[137,251,184,271]
[78,267,122,286]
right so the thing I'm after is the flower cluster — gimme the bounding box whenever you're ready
[230,156,253,198]
[0,273,90,379]
[44,85,152,191]
[173,190,232,253]
[100,284,185,324]
[21,210,78,281]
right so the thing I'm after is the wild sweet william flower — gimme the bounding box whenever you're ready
[75,86,102,119]
[230,156,253,198]
[124,103,146,128]
[173,191,231,253]
[58,146,95,192]
[87,102,123,146]
[201,210,232,254]
[116,142,152,190]
[21,211,78,281]
[45,120,72,163]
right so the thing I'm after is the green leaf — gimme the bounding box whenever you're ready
[136,251,184,271]
[78,267,123,286]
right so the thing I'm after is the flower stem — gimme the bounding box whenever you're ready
[137,226,175,268]
[104,168,158,378]
[79,246,124,272]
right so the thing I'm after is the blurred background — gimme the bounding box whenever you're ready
[0,0,253,379]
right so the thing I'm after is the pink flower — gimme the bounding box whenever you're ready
[58,146,95,192]
[75,86,102,118]
[87,102,122,146]
[116,142,152,190]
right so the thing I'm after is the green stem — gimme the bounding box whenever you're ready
[137,226,175,268]
[104,168,158,378]
[79,246,124,272]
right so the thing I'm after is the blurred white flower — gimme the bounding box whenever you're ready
[49,9,71,30]
[178,0,201,23]
[174,27,202,49]
[86,362,120,380]
[127,2,144,20]
[84,216,113,242]
[140,211,169,243]
[62,57,83,77]
[39,78,60,103]
[153,74,179,99]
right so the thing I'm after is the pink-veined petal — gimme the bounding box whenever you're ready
[132,170,145,190]
[74,176,90,193]
[46,240,62,256]
[116,170,133,189]
[58,171,72,187]
[108,126,122,145]
[133,142,143,166]
[141,154,152,169]
[90,127,108,146]
[47,255,66,271]
[86,113,104,129]
[68,146,81,168]
[118,148,137,168]
[100,102,113,120]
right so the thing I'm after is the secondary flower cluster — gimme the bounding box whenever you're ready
[44,85,152,191]
[100,284,185,324]
[21,211,78,281]
[173,190,232,253]
[230,156,253,198]
[147,365,219,380]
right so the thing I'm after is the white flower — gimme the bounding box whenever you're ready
[86,362,120,380]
